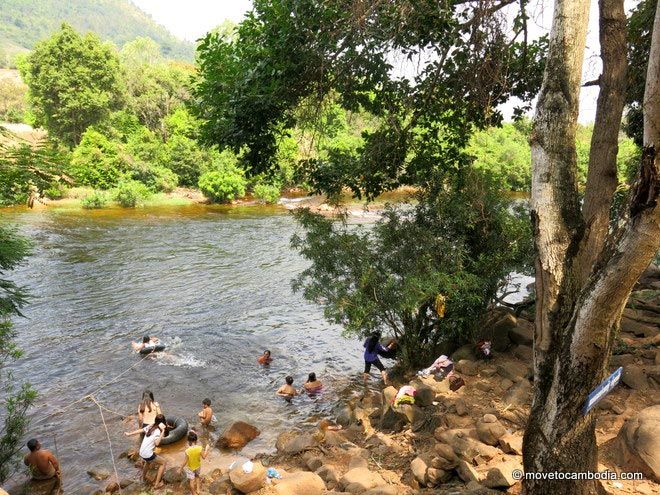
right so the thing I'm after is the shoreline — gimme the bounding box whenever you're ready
[12,267,658,495]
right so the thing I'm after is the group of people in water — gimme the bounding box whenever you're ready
[21,331,396,494]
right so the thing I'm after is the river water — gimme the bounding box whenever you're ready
[1,204,364,491]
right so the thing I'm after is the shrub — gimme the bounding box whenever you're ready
[162,135,207,187]
[43,182,66,200]
[129,162,179,193]
[70,130,129,189]
[113,180,151,208]
[253,183,281,204]
[198,166,247,203]
[81,190,110,209]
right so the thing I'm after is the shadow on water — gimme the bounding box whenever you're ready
[1,204,364,491]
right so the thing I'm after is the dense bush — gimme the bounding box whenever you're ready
[81,190,110,209]
[198,165,247,203]
[128,162,178,192]
[162,135,209,187]
[113,180,151,207]
[253,183,281,204]
[69,130,130,189]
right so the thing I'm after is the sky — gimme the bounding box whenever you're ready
[131,0,615,124]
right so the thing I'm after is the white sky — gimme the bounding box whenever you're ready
[131,0,622,124]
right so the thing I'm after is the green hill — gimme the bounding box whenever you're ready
[0,0,194,63]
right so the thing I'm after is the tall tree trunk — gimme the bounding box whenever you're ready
[523,0,660,494]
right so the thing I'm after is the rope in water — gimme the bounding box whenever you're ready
[89,395,123,495]
[30,352,152,429]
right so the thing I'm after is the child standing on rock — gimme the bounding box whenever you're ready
[179,430,210,495]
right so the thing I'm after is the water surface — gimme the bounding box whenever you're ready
[1,204,363,491]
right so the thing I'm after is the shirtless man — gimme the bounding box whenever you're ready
[24,439,61,481]
[276,376,298,398]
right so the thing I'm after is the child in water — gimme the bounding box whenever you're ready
[179,430,210,495]
[257,350,273,365]
[131,335,160,353]
[276,376,298,399]
[197,398,216,427]
[301,372,323,394]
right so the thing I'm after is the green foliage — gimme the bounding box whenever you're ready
[162,135,211,187]
[113,179,151,207]
[0,225,37,482]
[70,129,129,189]
[21,24,125,146]
[0,76,27,122]
[291,170,533,368]
[0,0,194,61]
[468,123,532,191]
[625,0,656,147]
[0,141,70,206]
[164,107,201,140]
[466,121,640,192]
[80,189,110,209]
[194,0,547,195]
[253,182,281,204]
[121,39,193,133]
[198,163,247,203]
[129,163,178,193]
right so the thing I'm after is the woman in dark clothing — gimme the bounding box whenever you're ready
[363,332,389,384]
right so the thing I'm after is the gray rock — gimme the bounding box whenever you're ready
[499,432,523,455]
[456,360,478,376]
[483,461,521,488]
[513,345,533,362]
[614,404,660,482]
[410,456,428,486]
[497,362,526,381]
[491,313,517,352]
[508,319,534,346]
[622,365,649,390]
[456,459,480,483]
[452,344,477,362]
[476,416,506,446]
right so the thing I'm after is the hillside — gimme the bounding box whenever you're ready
[0,0,194,63]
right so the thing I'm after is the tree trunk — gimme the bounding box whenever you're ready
[523,0,660,493]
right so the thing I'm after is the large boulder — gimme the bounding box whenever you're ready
[614,405,660,482]
[497,362,527,382]
[512,345,533,362]
[456,359,479,376]
[502,380,532,406]
[476,414,507,446]
[499,432,523,455]
[340,467,387,493]
[273,472,326,495]
[483,461,522,488]
[276,431,318,454]
[217,421,261,449]
[452,344,477,362]
[410,456,429,486]
[229,460,266,494]
[622,365,650,390]
[435,428,500,462]
[414,385,435,407]
[490,313,517,352]
[508,319,534,346]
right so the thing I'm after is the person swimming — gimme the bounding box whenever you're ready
[301,372,323,394]
[132,335,161,353]
[257,350,273,365]
[277,376,298,399]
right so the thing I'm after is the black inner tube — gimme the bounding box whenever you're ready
[139,344,166,355]
[159,416,188,445]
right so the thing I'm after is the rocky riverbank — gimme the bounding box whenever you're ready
[14,265,659,495]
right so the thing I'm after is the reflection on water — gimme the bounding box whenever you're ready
[1,204,363,491]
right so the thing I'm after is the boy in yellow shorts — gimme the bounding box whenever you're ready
[179,430,210,495]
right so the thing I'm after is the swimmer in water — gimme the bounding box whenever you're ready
[257,350,272,365]
[301,372,323,394]
[276,376,298,399]
[132,335,160,353]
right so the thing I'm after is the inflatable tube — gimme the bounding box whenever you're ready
[160,416,188,445]
[139,344,166,355]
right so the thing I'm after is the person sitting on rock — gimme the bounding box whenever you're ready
[301,372,323,394]
[23,439,61,482]
[257,350,273,365]
[276,376,298,399]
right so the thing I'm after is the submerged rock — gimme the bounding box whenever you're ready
[217,421,261,449]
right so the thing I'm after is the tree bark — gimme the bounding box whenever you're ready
[523,0,660,494]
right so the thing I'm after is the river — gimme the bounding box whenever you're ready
[1,204,364,491]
